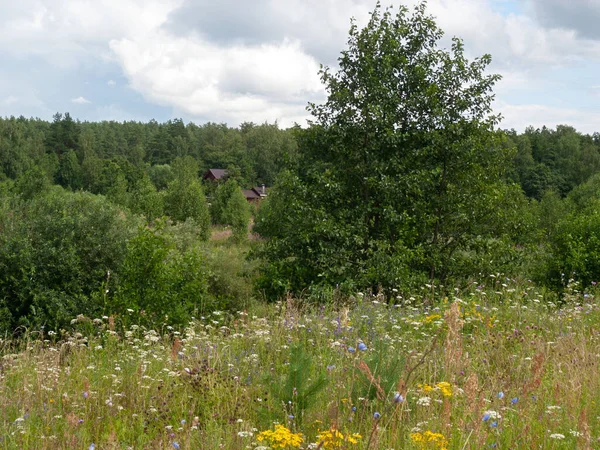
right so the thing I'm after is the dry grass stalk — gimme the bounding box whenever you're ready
[171,337,182,360]
[357,360,385,401]
[523,351,545,398]
[578,407,591,450]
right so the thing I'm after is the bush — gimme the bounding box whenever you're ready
[114,221,211,328]
[0,188,140,333]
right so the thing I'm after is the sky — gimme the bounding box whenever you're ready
[0,0,599,133]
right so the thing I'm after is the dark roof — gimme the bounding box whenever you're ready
[203,169,228,180]
[251,186,268,196]
[243,189,261,200]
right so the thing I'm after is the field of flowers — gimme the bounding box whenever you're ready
[1,278,600,449]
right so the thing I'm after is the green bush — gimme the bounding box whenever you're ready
[114,221,211,328]
[0,188,140,333]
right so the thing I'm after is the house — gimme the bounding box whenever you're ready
[243,185,268,203]
[203,168,228,181]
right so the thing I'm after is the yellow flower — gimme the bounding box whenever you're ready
[418,383,435,393]
[410,430,448,450]
[424,314,442,324]
[317,427,362,448]
[435,382,453,397]
[256,424,304,449]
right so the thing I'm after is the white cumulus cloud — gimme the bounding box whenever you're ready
[71,96,91,104]
[110,33,324,126]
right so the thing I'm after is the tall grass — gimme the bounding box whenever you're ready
[1,278,599,449]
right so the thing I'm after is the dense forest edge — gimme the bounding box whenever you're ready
[2,3,600,335]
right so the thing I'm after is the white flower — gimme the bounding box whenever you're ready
[483,410,502,420]
[549,433,565,439]
[417,396,431,406]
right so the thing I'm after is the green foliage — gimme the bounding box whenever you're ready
[148,164,174,190]
[203,242,257,309]
[210,178,240,225]
[267,345,328,425]
[128,174,164,222]
[222,183,251,243]
[164,157,210,238]
[0,188,140,332]
[256,3,514,297]
[114,222,210,327]
[14,166,51,200]
[55,149,83,190]
[546,200,600,289]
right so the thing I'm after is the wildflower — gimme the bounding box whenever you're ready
[172,443,180,449]
[497,392,504,399]
[418,383,435,393]
[511,397,518,405]
[317,427,362,448]
[483,410,501,420]
[347,347,356,353]
[89,445,95,450]
[410,431,448,450]
[549,434,565,440]
[357,342,368,351]
[373,412,381,419]
[491,421,498,428]
[256,424,304,448]
[393,392,404,403]
[417,397,431,406]
[436,382,452,397]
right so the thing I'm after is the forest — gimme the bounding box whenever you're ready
[1,101,600,333]
[0,3,600,336]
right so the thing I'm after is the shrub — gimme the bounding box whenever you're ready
[114,221,211,328]
[0,188,140,333]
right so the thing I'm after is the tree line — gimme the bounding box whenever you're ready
[2,2,600,333]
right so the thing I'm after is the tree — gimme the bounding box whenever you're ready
[255,2,513,297]
[164,157,210,239]
[210,178,240,225]
[222,184,251,243]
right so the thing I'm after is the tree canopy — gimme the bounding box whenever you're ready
[255,2,515,297]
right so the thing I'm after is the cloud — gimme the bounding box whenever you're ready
[527,0,600,40]
[71,96,91,104]
[110,32,324,126]
[0,0,599,131]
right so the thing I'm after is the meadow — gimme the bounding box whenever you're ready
[1,278,599,449]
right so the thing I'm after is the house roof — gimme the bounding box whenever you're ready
[204,168,228,180]
[243,189,261,200]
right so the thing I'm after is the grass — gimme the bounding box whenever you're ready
[1,278,600,449]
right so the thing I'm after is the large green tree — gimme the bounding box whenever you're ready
[255,2,514,297]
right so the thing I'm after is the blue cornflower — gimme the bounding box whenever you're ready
[347,346,356,353]
[352,406,357,412]
[173,443,180,450]
[373,412,381,419]
[491,421,498,428]
[497,392,504,399]
[358,342,368,351]
[89,445,95,450]
[511,397,518,405]
[393,392,404,403]
[482,413,491,422]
